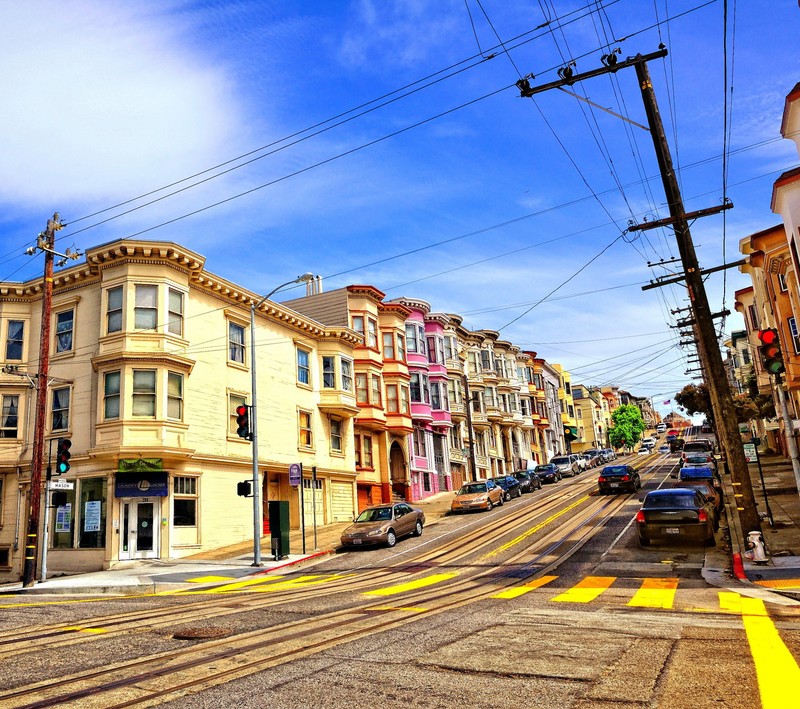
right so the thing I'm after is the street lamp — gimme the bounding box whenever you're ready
[249,272,314,566]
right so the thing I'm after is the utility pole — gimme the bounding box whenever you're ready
[22,213,63,586]
[518,49,761,533]
[633,59,761,534]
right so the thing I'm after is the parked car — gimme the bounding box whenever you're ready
[582,450,602,468]
[601,448,616,462]
[636,488,716,547]
[669,438,685,453]
[491,475,522,501]
[512,470,542,493]
[641,437,656,448]
[682,440,713,461]
[597,464,641,494]
[534,463,561,484]
[672,478,722,514]
[658,444,670,454]
[450,480,504,513]
[682,452,717,471]
[340,503,425,548]
[637,447,651,455]
[571,454,588,472]
[679,466,722,489]
[551,455,579,477]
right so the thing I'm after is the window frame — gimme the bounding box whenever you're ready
[0,395,19,438]
[173,476,198,527]
[228,321,246,365]
[106,286,123,334]
[296,347,311,387]
[330,416,343,453]
[132,369,157,417]
[51,386,71,432]
[168,288,184,337]
[103,371,121,420]
[322,355,336,389]
[134,284,158,331]
[298,409,314,449]
[5,320,24,361]
[55,308,74,353]
[167,371,183,420]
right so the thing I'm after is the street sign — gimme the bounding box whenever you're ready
[49,479,74,490]
[289,463,302,486]
[743,443,757,463]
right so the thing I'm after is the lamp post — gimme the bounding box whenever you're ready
[249,272,314,566]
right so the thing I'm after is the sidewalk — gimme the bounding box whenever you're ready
[0,491,456,596]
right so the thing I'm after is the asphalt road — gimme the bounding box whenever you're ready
[1,456,798,708]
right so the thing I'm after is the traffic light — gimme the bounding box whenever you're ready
[56,438,71,474]
[757,328,785,374]
[237,481,252,497]
[236,404,251,440]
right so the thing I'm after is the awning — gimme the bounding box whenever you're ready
[563,425,579,441]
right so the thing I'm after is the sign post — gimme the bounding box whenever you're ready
[749,438,774,527]
[289,463,305,554]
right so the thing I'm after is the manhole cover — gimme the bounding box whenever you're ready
[173,627,231,640]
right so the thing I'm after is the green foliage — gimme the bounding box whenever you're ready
[608,404,646,449]
[674,384,712,421]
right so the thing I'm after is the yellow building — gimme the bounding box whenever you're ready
[0,239,360,580]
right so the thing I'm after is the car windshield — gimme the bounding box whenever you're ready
[643,493,699,509]
[551,457,569,465]
[355,507,392,522]
[461,483,487,494]
[491,478,508,487]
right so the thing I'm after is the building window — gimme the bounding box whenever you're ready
[396,334,406,362]
[173,476,197,526]
[386,384,399,413]
[330,417,342,452]
[132,370,156,417]
[107,286,123,334]
[299,410,313,448]
[355,373,368,404]
[297,347,311,385]
[167,372,183,420]
[229,393,246,435]
[444,336,454,361]
[1,395,19,438]
[229,322,245,364]
[341,359,353,391]
[371,374,382,407]
[104,371,120,420]
[778,272,788,292]
[481,349,493,372]
[431,381,448,411]
[405,324,418,354]
[168,289,184,336]
[383,332,395,360]
[790,317,800,354]
[468,351,479,374]
[5,320,23,361]
[748,304,759,332]
[367,318,378,349]
[53,477,107,550]
[134,284,158,330]
[413,427,427,457]
[322,356,336,388]
[55,310,74,353]
[355,434,373,468]
[51,387,70,431]
[352,315,365,340]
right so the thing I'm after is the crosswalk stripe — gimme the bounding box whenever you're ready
[627,577,679,608]
[551,576,616,603]
[719,592,800,708]
[364,573,458,596]
[492,575,558,599]
[188,575,236,583]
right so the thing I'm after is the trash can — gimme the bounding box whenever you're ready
[268,500,290,560]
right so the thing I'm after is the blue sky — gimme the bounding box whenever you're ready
[1,0,799,417]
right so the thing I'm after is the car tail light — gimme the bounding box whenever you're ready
[635,510,645,523]
[698,509,708,523]
[598,476,606,483]
[621,475,629,481]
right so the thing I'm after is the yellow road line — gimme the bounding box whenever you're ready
[363,573,458,596]
[61,626,108,634]
[719,592,800,709]
[627,577,679,609]
[492,575,558,599]
[187,575,236,583]
[551,576,616,603]
[485,495,591,557]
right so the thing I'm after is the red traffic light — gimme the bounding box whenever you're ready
[757,328,779,345]
[236,404,251,440]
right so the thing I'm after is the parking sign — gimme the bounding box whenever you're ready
[289,463,302,486]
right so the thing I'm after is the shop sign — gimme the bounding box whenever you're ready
[114,471,169,498]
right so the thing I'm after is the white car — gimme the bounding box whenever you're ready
[637,447,651,455]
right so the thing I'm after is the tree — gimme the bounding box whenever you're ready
[608,404,646,450]
[674,383,712,422]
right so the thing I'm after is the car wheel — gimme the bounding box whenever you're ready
[386,529,397,548]
[504,491,511,501]
[497,494,504,506]
[413,520,423,537]
[486,500,493,511]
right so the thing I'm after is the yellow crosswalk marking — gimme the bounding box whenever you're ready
[627,577,679,609]
[719,592,800,708]
[753,578,800,590]
[188,575,236,583]
[551,576,616,603]
[178,573,352,594]
[492,575,558,599]
[364,573,458,596]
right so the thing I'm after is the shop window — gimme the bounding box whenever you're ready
[173,476,197,526]
[52,477,106,549]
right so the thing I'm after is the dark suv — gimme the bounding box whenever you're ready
[512,470,542,493]
[490,475,522,501]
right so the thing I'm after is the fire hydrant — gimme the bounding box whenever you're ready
[745,530,769,564]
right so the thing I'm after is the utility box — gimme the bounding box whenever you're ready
[268,500,290,560]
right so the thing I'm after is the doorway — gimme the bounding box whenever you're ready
[119,498,161,560]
